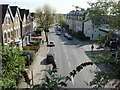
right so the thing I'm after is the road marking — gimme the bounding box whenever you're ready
[65,49,66,53]
[66,54,68,59]
[68,62,74,85]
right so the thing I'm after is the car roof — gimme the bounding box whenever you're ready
[47,53,54,56]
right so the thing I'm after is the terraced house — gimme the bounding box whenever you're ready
[10,6,22,49]
[0,4,33,49]
[19,9,33,46]
[0,4,14,46]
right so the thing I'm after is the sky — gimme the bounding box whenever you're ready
[0,0,97,14]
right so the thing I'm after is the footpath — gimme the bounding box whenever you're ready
[18,42,49,88]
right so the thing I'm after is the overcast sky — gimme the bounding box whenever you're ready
[0,0,102,14]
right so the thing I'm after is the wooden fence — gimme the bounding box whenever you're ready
[23,46,39,50]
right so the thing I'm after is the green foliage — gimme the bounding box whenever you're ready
[89,49,120,89]
[97,31,113,46]
[87,1,120,28]
[1,46,26,88]
[35,4,56,30]
[59,19,66,27]
[34,68,65,89]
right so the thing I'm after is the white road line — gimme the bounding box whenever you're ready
[66,54,68,59]
[68,61,75,85]
[68,62,71,70]
[65,49,66,53]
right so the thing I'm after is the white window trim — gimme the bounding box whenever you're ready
[6,14,10,25]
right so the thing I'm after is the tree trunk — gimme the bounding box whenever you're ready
[44,30,48,45]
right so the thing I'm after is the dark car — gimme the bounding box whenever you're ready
[67,35,73,40]
[46,53,56,68]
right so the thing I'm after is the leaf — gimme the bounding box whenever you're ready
[44,75,50,84]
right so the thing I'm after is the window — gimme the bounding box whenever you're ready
[8,32,11,38]
[17,29,19,37]
[6,17,10,25]
[92,34,94,38]
[15,29,17,38]
[15,16,18,23]
[4,32,7,43]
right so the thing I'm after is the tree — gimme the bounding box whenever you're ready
[87,0,120,29]
[86,1,120,89]
[59,19,66,27]
[35,4,56,45]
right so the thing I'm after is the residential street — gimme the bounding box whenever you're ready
[48,27,100,88]
[1,1,120,89]
[18,26,110,88]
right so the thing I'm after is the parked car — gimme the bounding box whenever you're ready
[64,33,68,37]
[46,53,56,68]
[56,31,61,35]
[56,26,62,31]
[67,35,73,40]
[48,41,55,47]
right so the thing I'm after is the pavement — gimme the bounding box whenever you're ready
[18,42,50,88]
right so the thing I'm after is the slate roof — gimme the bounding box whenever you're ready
[25,10,29,19]
[1,4,9,24]
[10,6,18,17]
[19,9,25,21]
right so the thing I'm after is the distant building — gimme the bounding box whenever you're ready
[66,10,109,40]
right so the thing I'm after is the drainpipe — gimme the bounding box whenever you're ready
[0,5,3,46]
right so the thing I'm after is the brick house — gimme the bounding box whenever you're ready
[10,6,22,49]
[0,4,33,48]
[0,4,14,46]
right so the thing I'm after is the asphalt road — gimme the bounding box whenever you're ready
[48,27,98,88]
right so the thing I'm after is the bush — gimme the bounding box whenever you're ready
[1,46,26,88]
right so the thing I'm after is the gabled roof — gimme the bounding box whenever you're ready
[0,4,14,24]
[10,6,17,17]
[19,8,25,21]
[1,4,8,24]
[10,6,22,21]
[25,10,29,19]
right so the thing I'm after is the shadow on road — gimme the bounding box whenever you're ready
[85,50,111,71]
[40,58,51,65]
